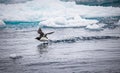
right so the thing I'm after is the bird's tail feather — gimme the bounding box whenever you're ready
[35,37,40,40]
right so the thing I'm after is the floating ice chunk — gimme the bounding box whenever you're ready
[118,20,120,24]
[40,16,98,28]
[0,20,5,26]
[54,17,67,25]
[116,20,120,25]
[68,16,98,27]
[86,23,105,30]
[9,54,22,59]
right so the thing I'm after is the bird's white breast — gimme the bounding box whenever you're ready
[40,37,49,41]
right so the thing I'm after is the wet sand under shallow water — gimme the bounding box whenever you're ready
[0,27,120,73]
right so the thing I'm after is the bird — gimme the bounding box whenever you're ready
[35,28,54,41]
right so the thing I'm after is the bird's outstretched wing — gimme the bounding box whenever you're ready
[46,32,54,35]
[37,28,44,36]
[44,32,54,37]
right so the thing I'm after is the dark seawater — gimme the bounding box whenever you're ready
[0,18,120,73]
[61,0,120,7]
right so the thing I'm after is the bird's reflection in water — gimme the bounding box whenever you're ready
[37,43,50,55]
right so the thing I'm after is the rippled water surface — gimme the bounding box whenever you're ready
[0,26,120,73]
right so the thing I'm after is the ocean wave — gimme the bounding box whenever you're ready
[49,36,120,43]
